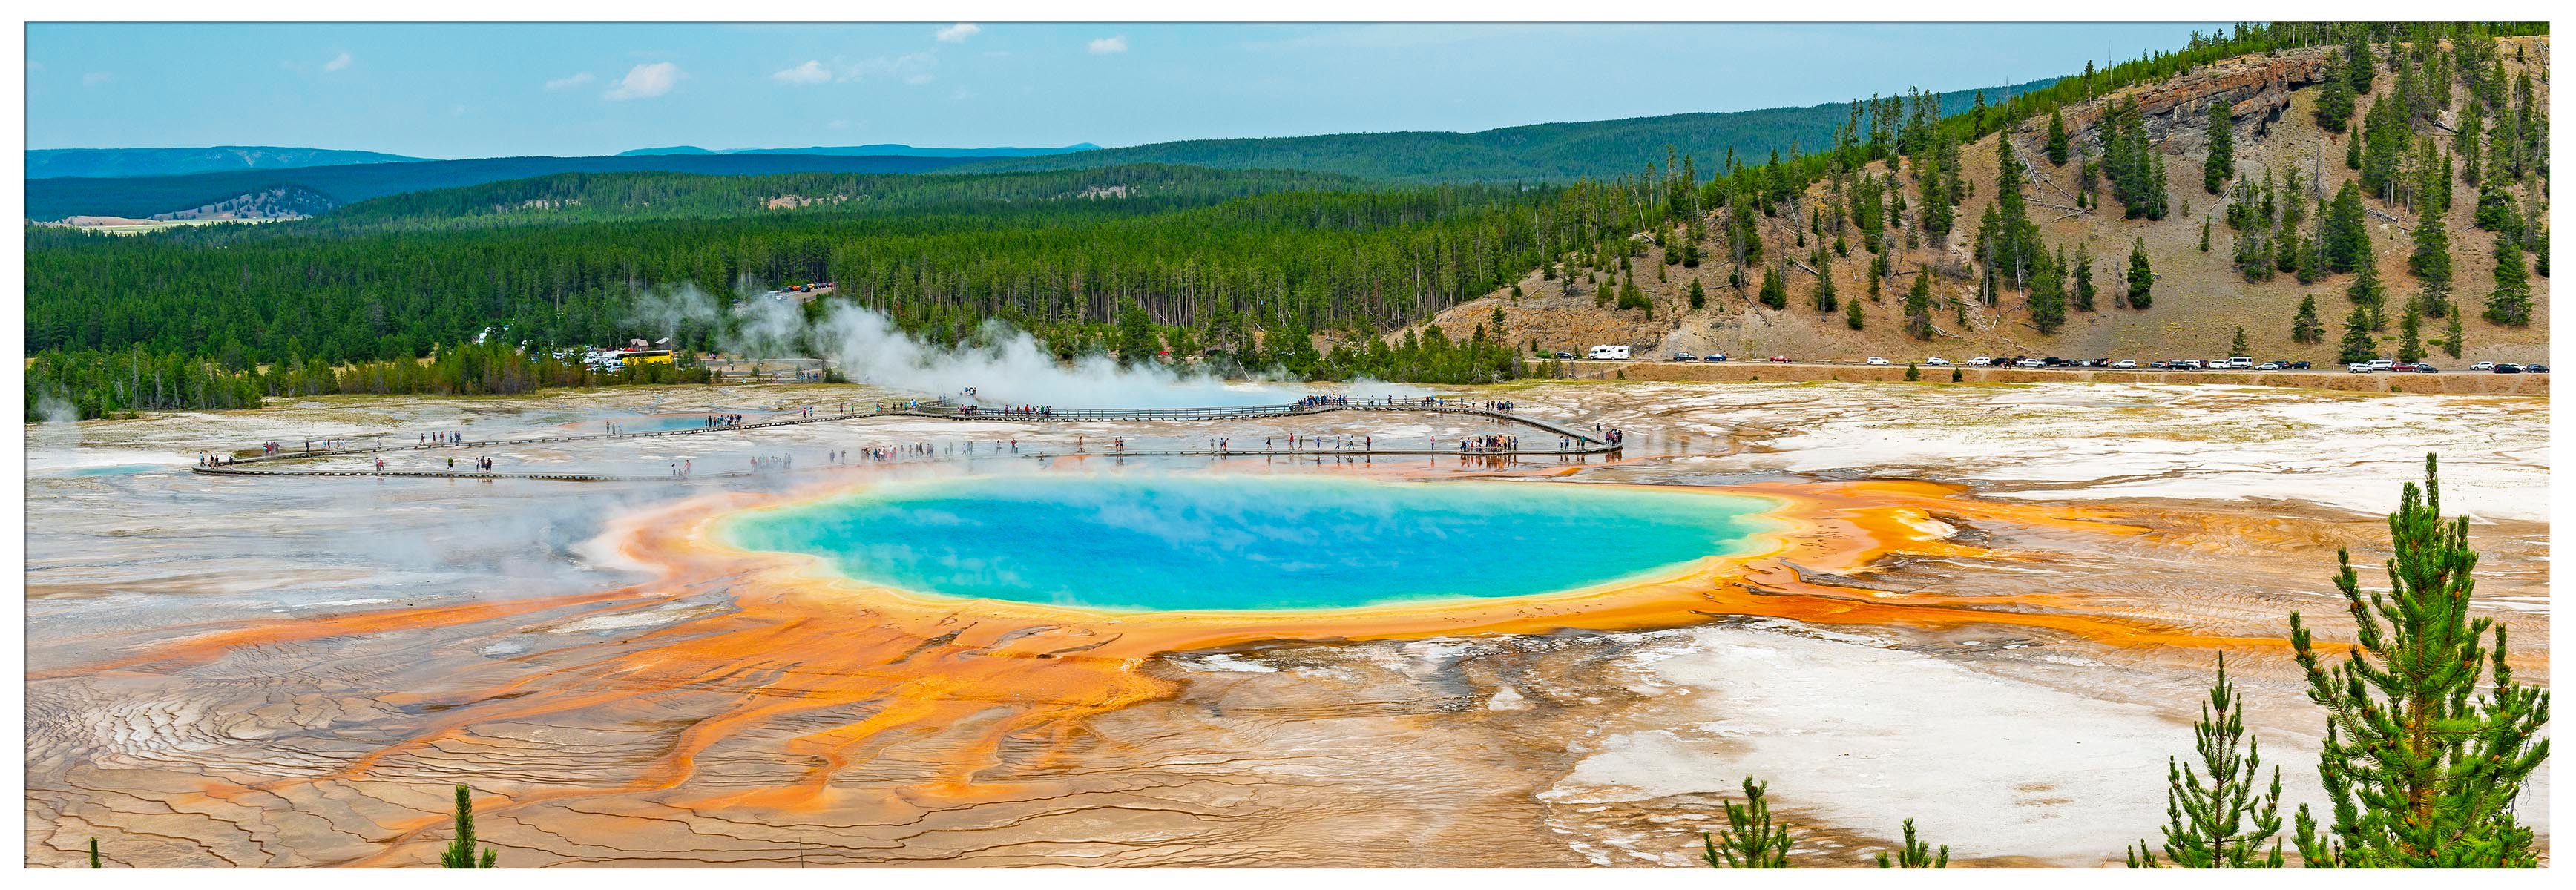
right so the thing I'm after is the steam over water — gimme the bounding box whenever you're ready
[724,475,1780,610]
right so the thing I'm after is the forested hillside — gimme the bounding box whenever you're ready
[956,80,2057,183]
[24,22,2549,421]
[1423,23,2551,368]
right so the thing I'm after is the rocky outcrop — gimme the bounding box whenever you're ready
[2031,46,2337,148]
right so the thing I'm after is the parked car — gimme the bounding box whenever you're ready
[2366,359,2396,371]
[2470,361,2496,371]
[2526,363,2549,374]
[2225,357,2255,369]
[2393,362,2439,373]
[2112,359,2138,369]
[1923,357,1953,366]
[1866,356,1890,366]
[2494,363,2526,374]
[2255,361,2284,370]
[1672,352,1698,362]
[2172,360,2203,369]
[1770,355,1790,363]
[2015,358,2046,367]
[2411,364,2439,374]
[2347,363,2375,373]
[1968,357,1995,366]
[2288,361,2312,370]
[1704,353,1729,363]
[1553,351,1574,360]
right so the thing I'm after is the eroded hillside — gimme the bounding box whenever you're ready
[1428,35,2549,366]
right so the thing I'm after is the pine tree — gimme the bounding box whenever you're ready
[2126,238,2154,309]
[2201,219,2213,252]
[2046,108,2071,165]
[2322,182,2371,273]
[2408,214,2451,295]
[2290,455,2551,868]
[1758,264,1788,309]
[1904,361,1920,382]
[2397,306,2424,362]
[2203,102,2235,194]
[2071,243,2097,312]
[2291,295,2325,344]
[2442,312,2463,358]
[2482,234,2530,326]
[2028,245,2067,334]
[1903,266,1934,340]
[88,837,100,868]
[1701,777,1794,868]
[441,784,499,868]
[1815,251,1837,314]
[2128,655,2286,868]
[1688,278,1706,309]
[2347,248,2386,309]
[1876,820,1948,868]
[1844,295,1865,330]
[2338,305,2379,363]
[2230,326,2249,357]
[2316,77,2356,131]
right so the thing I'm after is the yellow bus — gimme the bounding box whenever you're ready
[620,349,674,366]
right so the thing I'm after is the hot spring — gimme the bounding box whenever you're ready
[720,475,1784,611]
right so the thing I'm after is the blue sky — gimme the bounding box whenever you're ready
[27,22,2221,157]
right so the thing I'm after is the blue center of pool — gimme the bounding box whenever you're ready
[722,475,1780,611]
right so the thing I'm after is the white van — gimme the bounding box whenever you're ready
[2225,356,2255,369]
[1588,345,1632,360]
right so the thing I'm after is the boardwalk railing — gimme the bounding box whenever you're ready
[191,396,1621,482]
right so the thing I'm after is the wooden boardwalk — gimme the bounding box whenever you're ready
[191,397,1622,483]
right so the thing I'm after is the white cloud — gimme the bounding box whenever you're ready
[773,60,830,85]
[902,73,935,85]
[323,51,352,73]
[1088,36,1128,55]
[604,62,681,100]
[81,70,111,87]
[545,71,594,90]
[935,23,980,43]
[840,51,936,83]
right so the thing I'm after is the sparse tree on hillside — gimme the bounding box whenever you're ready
[2071,243,2099,312]
[1904,266,1935,340]
[2483,234,2531,327]
[2204,102,2235,194]
[2397,306,2425,362]
[2291,295,2326,344]
[2230,326,2249,357]
[2317,76,2356,131]
[2409,214,2452,296]
[1688,278,1707,310]
[2028,246,2068,334]
[1758,263,1788,310]
[2290,455,2551,868]
[2126,238,2155,309]
[2201,219,2213,253]
[1815,251,1837,314]
[2442,312,2463,358]
[1845,295,1866,330]
[2047,108,2071,165]
[2348,253,2386,309]
[2338,305,2379,363]
[2322,182,2372,274]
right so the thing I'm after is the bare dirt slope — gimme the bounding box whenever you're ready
[1428,37,2549,366]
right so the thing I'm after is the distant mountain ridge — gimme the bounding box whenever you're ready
[27,145,427,179]
[619,143,1100,158]
[958,80,2058,182]
[26,153,982,222]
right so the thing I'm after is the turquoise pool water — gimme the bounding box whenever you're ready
[721,475,1781,611]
